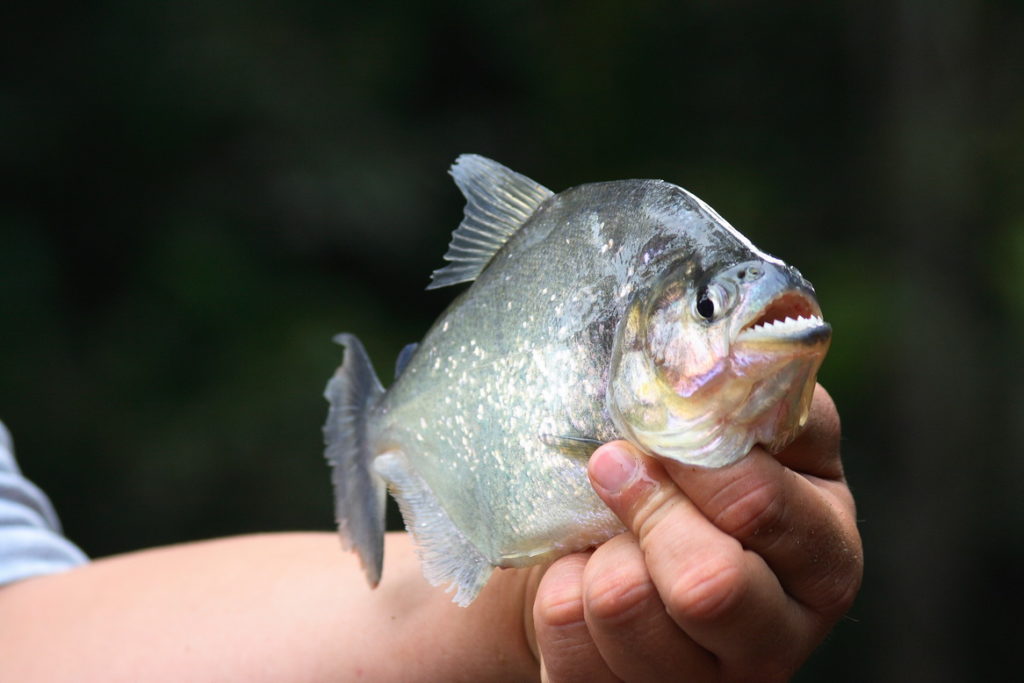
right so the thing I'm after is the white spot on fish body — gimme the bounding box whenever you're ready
[588,215,605,246]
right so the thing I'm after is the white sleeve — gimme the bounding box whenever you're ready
[0,421,89,586]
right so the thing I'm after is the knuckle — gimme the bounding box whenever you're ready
[535,589,585,632]
[584,566,657,626]
[630,485,684,543]
[535,582,607,683]
[822,567,862,619]
[535,579,586,631]
[809,540,864,619]
[801,385,844,473]
[711,476,787,541]
[814,384,841,437]
[666,549,749,626]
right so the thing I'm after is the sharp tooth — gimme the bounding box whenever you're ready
[739,312,826,341]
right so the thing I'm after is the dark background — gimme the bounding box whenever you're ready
[2,1,1021,680]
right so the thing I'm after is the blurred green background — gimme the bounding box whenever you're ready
[2,0,1021,679]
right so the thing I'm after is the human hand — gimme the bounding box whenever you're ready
[531,384,862,682]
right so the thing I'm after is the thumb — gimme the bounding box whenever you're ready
[587,440,695,556]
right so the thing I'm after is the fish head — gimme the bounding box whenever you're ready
[609,256,831,467]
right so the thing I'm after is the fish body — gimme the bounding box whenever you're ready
[324,155,831,605]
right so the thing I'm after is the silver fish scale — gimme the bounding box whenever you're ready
[370,179,758,565]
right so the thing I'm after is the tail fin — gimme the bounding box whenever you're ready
[323,333,387,586]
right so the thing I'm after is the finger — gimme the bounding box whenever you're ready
[588,442,817,675]
[773,383,843,479]
[580,533,718,681]
[533,553,617,683]
[664,447,862,620]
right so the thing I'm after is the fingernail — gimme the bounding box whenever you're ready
[590,443,639,493]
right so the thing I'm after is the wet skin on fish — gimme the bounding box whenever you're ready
[323,155,831,605]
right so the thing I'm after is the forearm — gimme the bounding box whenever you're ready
[0,532,540,682]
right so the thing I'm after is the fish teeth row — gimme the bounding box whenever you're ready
[740,315,824,339]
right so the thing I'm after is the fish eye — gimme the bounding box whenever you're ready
[694,281,736,322]
[696,287,716,320]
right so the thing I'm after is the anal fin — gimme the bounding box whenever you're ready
[373,452,494,607]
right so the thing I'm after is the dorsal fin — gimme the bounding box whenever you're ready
[427,154,553,290]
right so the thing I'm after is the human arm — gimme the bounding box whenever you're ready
[0,384,858,682]
[531,384,863,681]
[0,532,540,682]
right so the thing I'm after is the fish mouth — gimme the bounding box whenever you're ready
[735,291,831,346]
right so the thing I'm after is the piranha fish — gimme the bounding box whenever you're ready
[323,155,831,605]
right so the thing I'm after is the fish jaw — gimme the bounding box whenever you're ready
[728,303,831,454]
[727,281,832,453]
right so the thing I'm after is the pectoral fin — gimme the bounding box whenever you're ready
[542,434,603,460]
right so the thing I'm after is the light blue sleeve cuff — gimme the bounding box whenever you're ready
[0,421,89,586]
